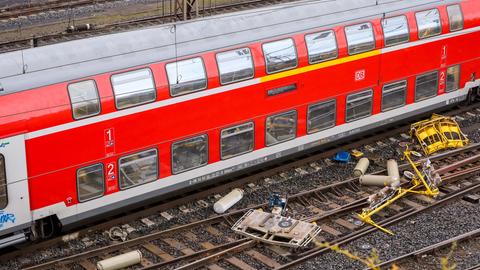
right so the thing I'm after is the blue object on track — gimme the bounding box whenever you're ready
[333,151,351,163]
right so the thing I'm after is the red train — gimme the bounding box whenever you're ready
[0,0,479,247]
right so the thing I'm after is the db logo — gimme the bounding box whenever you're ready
[355,70,366,81]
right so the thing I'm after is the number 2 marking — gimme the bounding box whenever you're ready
[107,163,114,175]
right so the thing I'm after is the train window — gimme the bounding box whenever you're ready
[0,155,7,209]
[447,5,463,32]
[68,80,101,120]
[382,80,407,111]
[172,135,208,174]
[346,90,373,122]
[119,149,158,190]
[307,100,336,134]
[305,30,338,64]
[221,122,254,160]
[382,16,410,47]
[166,57,207,96]
[345,22,375,55]
[111,68,156,110]
[415,71,438,101]
[77,163,104,202]
[416,9,442,39]
[446,65,461,93]
[216,48,254,85]
[266,111,297,146]
[262,39,298,74]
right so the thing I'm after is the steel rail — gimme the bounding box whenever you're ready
[370,228,480,269]
[8,141,480,268]
[0,0,115,21]
[156,154,480,270]
[0,0,297,53]
[19,151,480,270]
[277,180,480,269]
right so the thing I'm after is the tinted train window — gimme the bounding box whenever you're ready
[416,9,442,39]
[119,149,158,190]
[172,135,208,174]
[447,5,463,32]
[382,80,407,111]
[346,90,373,122]
[77,163,104,202]
[415,71,438,101]
[111,68,156,110]
[221,122,254,160]
[263,39,298,74]
[382,16,410,47]
[446,65,460,93]
[68,80,101,120]
[166,57,207,96]
[345,22,375,55]
[307,100,336,134]
[0,155,7,209]
[305,30,338,64]
[217,48,254,85]
[266,111,297,146]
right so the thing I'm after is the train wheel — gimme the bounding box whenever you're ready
[31,215,62,241]
[467,87,479,104]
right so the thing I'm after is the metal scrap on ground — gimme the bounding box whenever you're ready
[356,147,441,235]
[231,209,322,248]
[410,114,469,155]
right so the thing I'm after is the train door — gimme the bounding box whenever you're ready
[0,134,31,246]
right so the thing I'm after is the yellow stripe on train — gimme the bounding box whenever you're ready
[260,49,381,83]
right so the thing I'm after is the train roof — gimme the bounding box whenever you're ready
[0,0,460,95]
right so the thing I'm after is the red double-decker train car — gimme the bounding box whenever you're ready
[0,0,479,247]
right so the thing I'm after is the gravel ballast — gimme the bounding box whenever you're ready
[294,198,480,270]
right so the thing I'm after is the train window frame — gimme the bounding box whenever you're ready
[220,122,255,160]
[346,89,373,122]
[381,15,410,47]
[265,110,298,146]
[415,71,439,102]
[446,65,461,93]
[76,163,105,203]
[447,5,464,32]
[415,8,442,39]
[216,48,255,85]
[118,148,158,190]
[0,154,7,210]
[307,99,336,134]
[305,30,338,64]
[262,38,298,74]
[171,135,209,174]
[344,22,375,55]
[166,57,208,97]
[111,68,157,110]
[381,80,407,112]
[67,80,101,120]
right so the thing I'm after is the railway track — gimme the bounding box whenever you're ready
[0,0,116,21]
[1,103,480,268]
[17,143,480,270]
[374,227,480,270]
[0,0,299,53]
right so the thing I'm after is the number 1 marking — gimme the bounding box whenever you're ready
[442,45,447,60]
[106,129,112,141]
